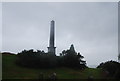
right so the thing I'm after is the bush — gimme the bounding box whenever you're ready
[16,49,57,68]
[97,60,120,79]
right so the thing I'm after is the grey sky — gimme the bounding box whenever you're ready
[0,2,2,51]
[1,0,119,2]
[118,2,120,54]
[2,2,118,66]
[0,2,2,80]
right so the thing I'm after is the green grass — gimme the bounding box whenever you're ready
[2,53,106,79]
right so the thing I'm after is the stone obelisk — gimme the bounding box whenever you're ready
[48,20,56,55]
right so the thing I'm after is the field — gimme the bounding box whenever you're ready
[2,53,106,79]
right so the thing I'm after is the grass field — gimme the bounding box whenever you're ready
[2,53,106,79]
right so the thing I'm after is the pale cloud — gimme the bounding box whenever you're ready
[2,2,118,66]
[1,0,119,2]
[0,2,2,51]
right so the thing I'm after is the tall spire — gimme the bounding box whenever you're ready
[48,20,56,55]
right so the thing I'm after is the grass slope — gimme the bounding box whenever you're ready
[2,53,105,79]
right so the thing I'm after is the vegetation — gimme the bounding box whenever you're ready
[118,53,120,62]
[16,44,86,69]
[97,60,120,79]
[16,49,58,68]
[2,45,120,80]
[59,44,86,68]
[2,53,105,79]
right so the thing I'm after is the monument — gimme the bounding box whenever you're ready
[48,20,56,55]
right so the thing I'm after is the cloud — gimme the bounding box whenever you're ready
[1,0,119,2]
[2,2,118,65]
[0,2,2,51]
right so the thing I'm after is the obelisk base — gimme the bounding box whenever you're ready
[47,47,56,55]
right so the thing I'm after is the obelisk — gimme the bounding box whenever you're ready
[48,20,56,55]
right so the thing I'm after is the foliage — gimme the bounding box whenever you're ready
[97,60,120,79]
[16,44,86,69]
[16,49,57,68]
[2,53,105,79]
[118,53,120,62]
[59,44,86,69]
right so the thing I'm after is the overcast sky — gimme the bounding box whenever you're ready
[2,2,118,66]
[0,3,2,52]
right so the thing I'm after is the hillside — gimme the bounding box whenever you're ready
[2,53,106,79]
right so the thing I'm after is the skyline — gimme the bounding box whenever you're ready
[1,2,118,66]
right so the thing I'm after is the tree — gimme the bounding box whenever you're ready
[62,50,66,56]
[97,60,120,79]
[60,44,86,69]
[16,49,58,68]
[69,44,76,53]
[118,53,120,62]
[16,45,87,69]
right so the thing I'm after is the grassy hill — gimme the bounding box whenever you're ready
[2,53,106,79]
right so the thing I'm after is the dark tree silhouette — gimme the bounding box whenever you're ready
[59,44,86,69]
[16,44,86,69]
[97,60,120,79]
[118,53,120,62]
[16,49,57,68]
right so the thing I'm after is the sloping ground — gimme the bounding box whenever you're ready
[2,53,106,79]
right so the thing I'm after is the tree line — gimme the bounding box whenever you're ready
[16,44,87,69]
